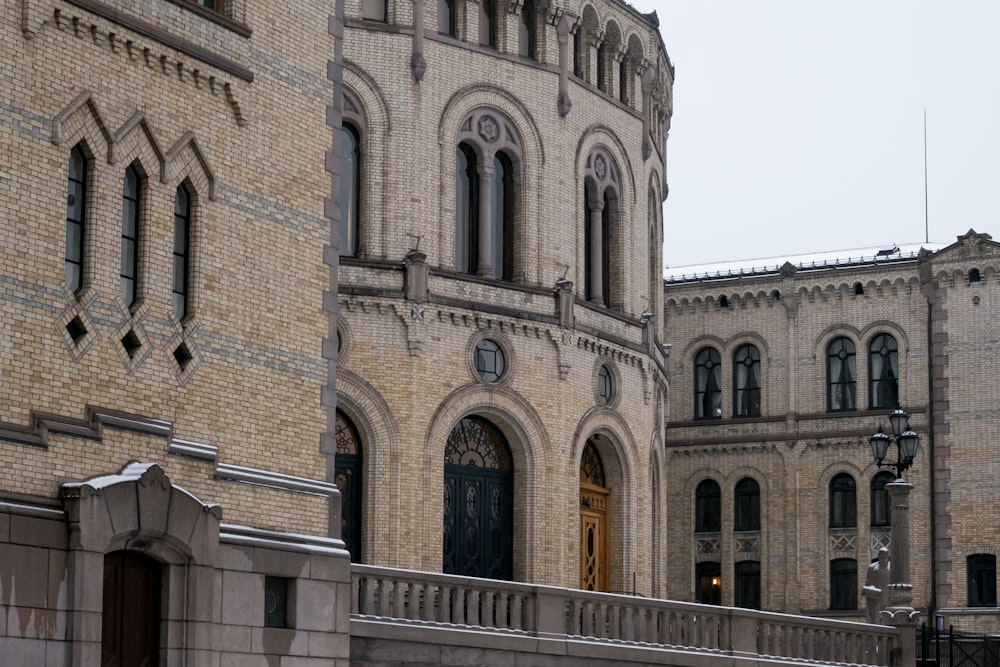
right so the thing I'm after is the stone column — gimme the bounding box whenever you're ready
[881,478,917,667]
[411,0,427,80]
[640,64,653,159]
[587,196,604,303]
[477,162,495,278]
[556,14,573,116]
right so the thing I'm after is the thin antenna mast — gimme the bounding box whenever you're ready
[923,109,929,243]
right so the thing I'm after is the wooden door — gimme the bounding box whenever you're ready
[102,551,161,667]
[580,482,610,591]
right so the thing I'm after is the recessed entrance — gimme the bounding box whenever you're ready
[580,438,610,591]
[102,551,161,667]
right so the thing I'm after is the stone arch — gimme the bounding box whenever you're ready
[111,112,165,182]
[60,463,220,665]
[621,32,645,108]
[51,91,113,163]
[165,132,214,200]
[335,368,402,565]
[575,125,636,204]
[577,3,601,84]
[423,384,550,581]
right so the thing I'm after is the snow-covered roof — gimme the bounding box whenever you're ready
[664,242,945,284]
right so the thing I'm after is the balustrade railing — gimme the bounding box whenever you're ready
[351,564,898,666]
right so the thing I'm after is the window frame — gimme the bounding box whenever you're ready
[968,554,997,607]
[695,561,722,605]
[868,333,899,410]
[65,144,88,295]
[732,343,761,417]
[870,471,895,527]
[830,558,858,610]
[695,479,721,533]
[735,560,761,610]
[339,124,361,258]
[734,477,760,532]
[437,0,456,36]
[479,0,496,48]
[829,473,857,529]
[120,164,142,308]
[517,0,536,59]
[694,347,722,420]
[826,336,857,412]
[172,184,192,321]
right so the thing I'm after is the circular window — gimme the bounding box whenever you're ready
[597,365,614,405]
[474,339,506,383]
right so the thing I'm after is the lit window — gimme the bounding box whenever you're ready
[120,165,141,308]
[830,559,857,610]
[869,333,899,410]
[735,561,761,609]
[694,347,722,419]
[827,337,856,412]
[339,125,361,257]
[65,145,88,294]
[870,471,894,527]
[733,344,761,417]
[968,554,997,607]
[172,185,192,320]
[734,478,760,532]
[474,339,505,383]
[695,479,721,533]
[696,561,721,605]
[829,473,856,529]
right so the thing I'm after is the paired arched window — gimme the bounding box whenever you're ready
[869,333,899,409]
[172,184,192,320]
[437,0,456,35]
[733,344,761,417]
[338,125,361,257]
[870,471,894,527]
[479,0,496,47]
[695,479,721,532]
[120,164,142,308]
[518,0,536,58]
[734,478,760,531]
[65,144,88,294]
[829,473,856,528]
[694,347,722,419]
[583,147,620,307]
[827,336,856,412]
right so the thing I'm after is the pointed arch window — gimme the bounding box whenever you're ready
[120,164,141,307]
[829,473,856,528]
[734,478,760,532]
[66,144,88,294]
[695,347,722,419]
[827,337,856,412]
[695,479,721,533]
[870,471,894,527]
[339,125,361,257]
[172,184,192,320]
[518,0,536,58]
[438,0,456,35]
[733,344,761,417]
[869,333,899,409]
[479,0,496,47]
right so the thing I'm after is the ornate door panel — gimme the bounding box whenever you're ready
[580,482,610,591]
[443,417,513,580]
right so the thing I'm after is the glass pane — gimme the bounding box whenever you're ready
[173,257,186,291]
[173,292,185,319]
[121,198,137,238]
[65,222,81,262]
[361,0,385,20]
[455,146,471,272]
[121,277,134,305]
[491,156,504,278]
[174,186,189,216]
[438,0,451,34]
[339,128,358,256]
[479,0,492,45]
[174,220,188,254]
[65,263,80,290]
[121,238,135,276]
[68,180,85,221]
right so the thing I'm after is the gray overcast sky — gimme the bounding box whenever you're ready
[629,0,1000,270]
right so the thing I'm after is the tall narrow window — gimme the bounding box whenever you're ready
[870,471,894,527]
[455,143,478,274]
[339,125,361,257]
[518,0,535,58]
[695,479,721,533]
[734,478,760,531]
[830,559,858,610]
[361,0,386,21]
[491,153,514,280]
[120,165,141,307]
[968,554,997,607]
[479,0,495,47]
[172,184,192,320]
[335,410,364,562]
[65,144,88,293]
[438,0,455,35]
[572,29,582,77]
[619,56,628,103]
[735,561,761,609]
[695,347,722,419]
[696,561,721,605]
[733,344,761,417]
[829,473,856,528]
[827,337,856,412]
[869,333,899,409]
[596,43,606,91]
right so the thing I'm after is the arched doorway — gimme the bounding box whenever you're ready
[334,410,363,561]
[443,416,514,580]
[580,438,610,591]
[102,550,161,667]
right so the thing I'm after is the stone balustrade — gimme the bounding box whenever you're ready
[351,564,900,666]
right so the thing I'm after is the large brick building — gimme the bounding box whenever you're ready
[662,231,1000,632]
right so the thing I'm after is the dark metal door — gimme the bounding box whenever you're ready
[335,452,362,561]
[443,464,513,580]
[102,551,161,667]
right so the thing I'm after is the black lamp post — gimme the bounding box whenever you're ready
[869,408,921,478]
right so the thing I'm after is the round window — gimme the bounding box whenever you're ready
[474,339,506,383]
[597,364,614,405]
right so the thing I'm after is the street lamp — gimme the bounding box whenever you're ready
[868,408,920,661]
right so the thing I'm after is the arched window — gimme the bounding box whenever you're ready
[829,473,856,528]
[102,551,161,665]
[437,0,456,36]
[870,471,894,527]
[339,125,361,257]
[733,344,761,417]
[172,184,192,320]
[572,28,583,77]
[455,142,478,274]
[443,416,513,580]
[869,333,899,409]
[830,558,858,610]
[361,0,386,21]
[120,164,141,308]
[335,410,363,561]
[65,144,88,294]
[735,561,761,609]
[968,554,997,607]
[734,478,760,532]
[619,55,628,103]
[696,561,721,605]
[695,347,722,419]
[491,153,514,279]
[596,42,607,91]
[827,337,856,412]
[969,268,981,283]
[479,0,496,47]
[518,0,535,58]
[695,479,721,532]
[583,148,619,306]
